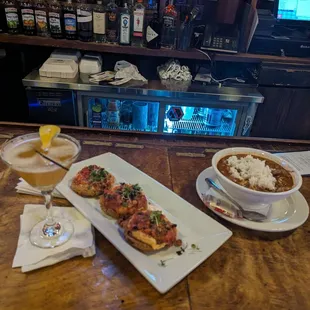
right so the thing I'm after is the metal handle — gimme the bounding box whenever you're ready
[242,115,253,136]
[205,178,245,212]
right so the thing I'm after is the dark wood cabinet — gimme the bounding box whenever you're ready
[251,87,310,139]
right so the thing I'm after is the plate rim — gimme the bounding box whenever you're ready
[57,152,233,294]
[196,166,309,232]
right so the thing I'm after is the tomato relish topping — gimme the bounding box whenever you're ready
[104,183,143,207]
[77,165,108,182]
[128,210,178,246]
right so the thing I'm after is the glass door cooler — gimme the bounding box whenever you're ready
[23,71,264,137]
[78,88,261,137]
[86,96,160,133]
[164,106,238,136]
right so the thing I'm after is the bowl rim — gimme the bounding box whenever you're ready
[212,147,303,196]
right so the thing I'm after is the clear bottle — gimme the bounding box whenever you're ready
[119,2,130,45]
[131,0,144,47]
[77,0,93,41]
[48,0,64,39]
[34,0,49,36]
[20,0,36,35]
[107,99,120,127]
[146,12,161,49]
[63,0,77,40]
[161,0,177,49]
[93,0,106,43]
[4,0,21,34]
[105,0,118,44]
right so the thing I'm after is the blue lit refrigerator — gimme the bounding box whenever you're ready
[78,87,262,137]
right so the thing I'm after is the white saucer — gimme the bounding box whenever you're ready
[196,167,309,232]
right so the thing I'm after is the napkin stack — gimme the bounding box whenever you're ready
[14,178,96,272]
[13,204,95,272]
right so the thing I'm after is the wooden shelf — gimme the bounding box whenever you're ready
[1,33,310,65]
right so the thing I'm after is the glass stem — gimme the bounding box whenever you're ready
[43,191,55,226]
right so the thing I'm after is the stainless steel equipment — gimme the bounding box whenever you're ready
[23,71,264,137]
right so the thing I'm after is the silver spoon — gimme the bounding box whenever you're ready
[205,178,267,222]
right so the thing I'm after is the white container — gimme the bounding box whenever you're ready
[39,58,79,79]
[212,147,302,210]
[79,56,102,74]
[50,49,82,63]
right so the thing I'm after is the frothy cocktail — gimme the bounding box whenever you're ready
[2,135,79,191]
[0,128,81,248]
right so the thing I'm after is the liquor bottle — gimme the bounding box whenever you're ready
[146,12,161,49]
[105,0,118,44]
[131,0,144,47]
[143,1,156,45]
[35,0,49,36]
[93,0,106,43]
[146,0,157,10]
[48,0,64,39]
[77,0,93,41]
[119,2,130,45]
[20,0,36,35]
[161,0,177,49]
[4,0,20,34]
[63,0,77,40]
[127,0,133,10]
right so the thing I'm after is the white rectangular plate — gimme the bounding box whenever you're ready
[57,153,232,294]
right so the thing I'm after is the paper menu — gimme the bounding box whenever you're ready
[277,151,310,176]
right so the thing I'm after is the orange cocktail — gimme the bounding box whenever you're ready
[0,126,81,248]
[8,136,78,190]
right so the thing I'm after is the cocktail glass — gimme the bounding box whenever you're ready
[0,132,81,248]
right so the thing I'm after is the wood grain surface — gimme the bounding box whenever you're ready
[1,123,310,310]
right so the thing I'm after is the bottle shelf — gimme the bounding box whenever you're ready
[0,33,206,59]
[1,33,309,64]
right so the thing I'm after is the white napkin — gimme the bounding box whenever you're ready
[16,178,64,198]
[208,187,271,217]
[13,204,95,272]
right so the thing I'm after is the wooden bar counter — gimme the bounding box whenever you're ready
[1,122,310,310]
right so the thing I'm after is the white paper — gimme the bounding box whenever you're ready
[277,151,310,175]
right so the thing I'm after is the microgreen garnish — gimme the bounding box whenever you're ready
[191,244,200,251]
[188,243,202,254]
[176,243,188,256]
[150,211,162,226]
[158,258,173,267]
[120,184,142,205]
[90,168,108,182]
